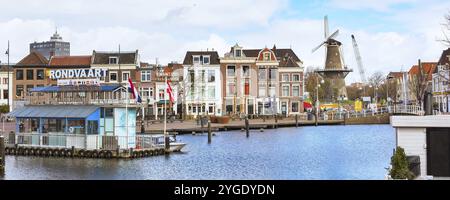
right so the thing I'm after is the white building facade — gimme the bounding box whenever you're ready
[0,65,13,112]
[183,51,222,117]
[432,48,450,114]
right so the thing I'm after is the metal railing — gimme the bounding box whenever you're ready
[1,133,159,150]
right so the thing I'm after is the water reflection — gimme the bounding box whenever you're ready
[3,125,395,180]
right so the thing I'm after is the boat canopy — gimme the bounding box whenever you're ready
[8,105,99,118]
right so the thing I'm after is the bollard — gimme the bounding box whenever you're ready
[1,136,5,174]
[245,117,249,138]
[71,146,75,157]
[295,114,298,128]
[274,115,278,129]
[208,120,212,144]
[315,112,318,126]
[116,146,120,158]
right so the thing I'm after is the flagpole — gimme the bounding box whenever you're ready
[164,75,169,151]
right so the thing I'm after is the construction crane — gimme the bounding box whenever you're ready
[351,34,367,84]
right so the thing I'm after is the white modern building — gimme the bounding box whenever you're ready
[0,65,13,112]
[432,48,450,114]
[391,115,450,178]
[182,51,222,117]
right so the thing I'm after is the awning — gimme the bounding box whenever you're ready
[8,105,99,118]
[30,84,123,92]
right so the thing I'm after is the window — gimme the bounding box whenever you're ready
[282,85,289,96]
[16,85,24,97]
[37,70,45,80]
[140,88,150,98]
[269,68,276,80]
[269,84,276,96]
[208,86,215,98]
[263,52,271,61]
[293,74,300,81]
[243,66,250,77]
[207,70,215,82]
[200,86,206,97]
[227,82,236,96]
[3,78,8,85]
[225,99,233,113]
[109,57,118,64]
[26,85,34,96]
[3,89,8,99]
[27,69,34,80]
[149,88,154,97]
[292,102,299,112]
[16,70,24,80]
[141,70,151,82]
[122,72,130,82]
[227,66,235,77]
[193,56,200,64]
[258,84,266,97]
[235,50,242,57]
[293,86,300,97]
[109,72,118,82]
[159,89,165,100]
[258,68,266,80]
[188,70,195,83]
[282,74,289,82]
[244,79,250,95]
[203,56,210,64]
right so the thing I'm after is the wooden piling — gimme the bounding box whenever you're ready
[208,120,212,144]
[274,115,278,129]
[1,137,5,174]
[295,114,298,127]
[315,112,318,126]
[245,116,249,137]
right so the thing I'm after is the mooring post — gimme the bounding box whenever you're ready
[275,115,278,129]
[315,111,318,126]
[245,116,249,138]
[208,120,212,144]
[71,146,75,157]
[116,146,120,158]
[1,136,5,175]
[295,114,298,128]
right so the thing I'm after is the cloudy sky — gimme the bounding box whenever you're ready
[0,0,449,83]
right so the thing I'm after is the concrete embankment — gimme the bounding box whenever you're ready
[344,114,390,125]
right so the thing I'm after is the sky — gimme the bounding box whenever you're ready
[0,0,449,83]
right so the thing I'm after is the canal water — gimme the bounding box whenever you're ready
[1,125,395,180]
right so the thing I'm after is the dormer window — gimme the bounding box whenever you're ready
[109,56,118,64]
[193,55,200,64]
[203,55,210,65]
[235,49,242,57]
[263,52,271,61]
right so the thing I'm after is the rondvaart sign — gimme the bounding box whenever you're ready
[49,68,108,80]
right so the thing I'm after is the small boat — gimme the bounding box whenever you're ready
[151,134,186,152]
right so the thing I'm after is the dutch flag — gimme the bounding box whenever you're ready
[128,77,142,103]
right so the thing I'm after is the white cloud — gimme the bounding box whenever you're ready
[328,0,419,12]
[0,0,449,86]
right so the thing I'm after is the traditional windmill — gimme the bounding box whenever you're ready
[312,16,352,102]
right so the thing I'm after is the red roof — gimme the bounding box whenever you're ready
[408,62,437,81]
[17,52,48,66]
[49,56,91,66]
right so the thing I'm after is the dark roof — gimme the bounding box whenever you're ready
[0,65,13,71]
[31,84,123,92]
[16,52,48,66]
[8,105,99,118]
[387,72,404,79]
[49,56,91,66]
[92,50,138,65]
[242,48,302,67]
[438,48,450,67]
[183,51,220,65]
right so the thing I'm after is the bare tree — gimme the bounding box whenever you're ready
[439,11,450,47]
[409,60,428,106]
